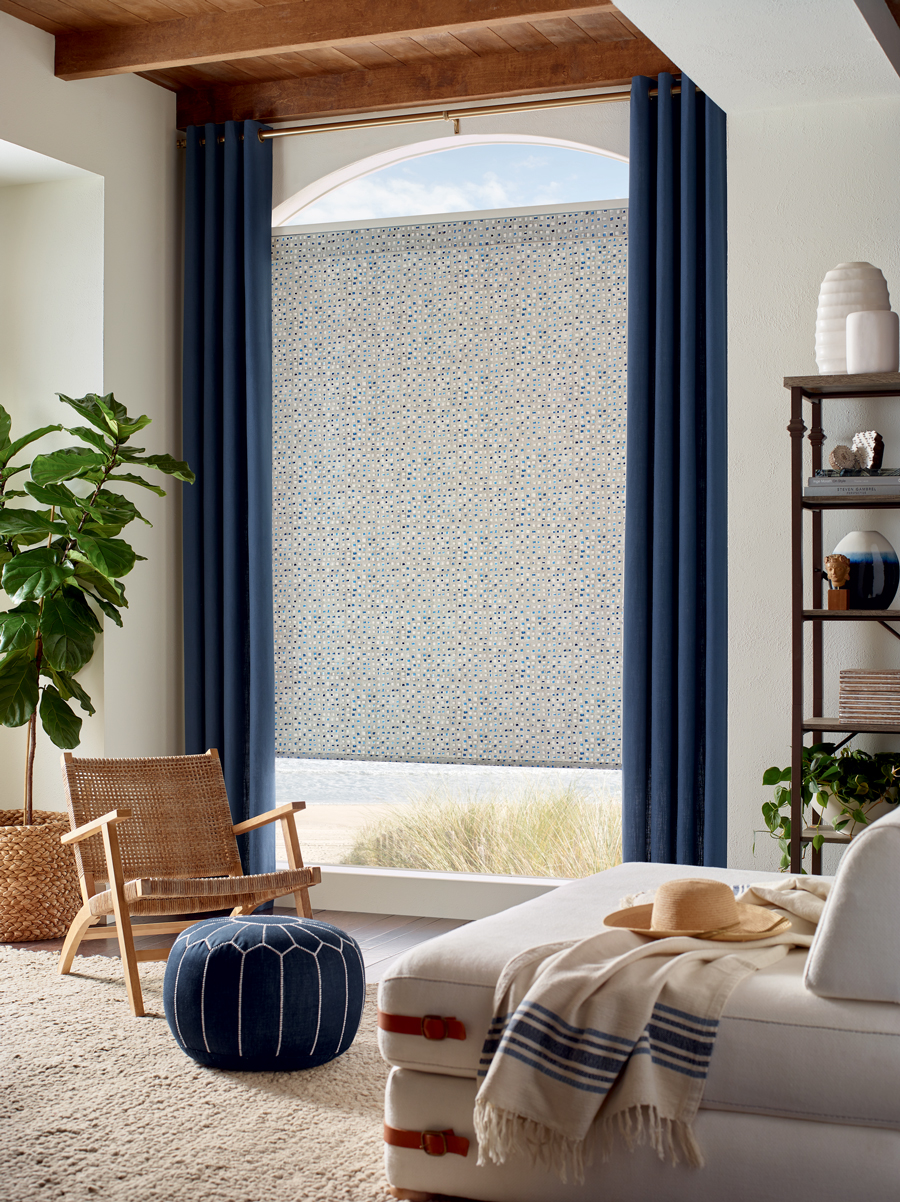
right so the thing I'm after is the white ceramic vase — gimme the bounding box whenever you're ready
[815,262,891,374]
[846,309,900,373]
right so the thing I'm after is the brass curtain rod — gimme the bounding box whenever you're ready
[176,83,682,148]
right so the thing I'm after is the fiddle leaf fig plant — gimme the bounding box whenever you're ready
[761,742,900,869]
[0,393,194,825]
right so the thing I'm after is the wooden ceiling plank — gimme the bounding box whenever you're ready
[108,0,189,21]
[571,11,634,41]
[154,0,226,14]
[491,21,554,52]
[254,50,323,77]
[137,67,182,88]
[298,46,369,74]
[201,0,263,10]
[409,31,477,59]
[176,36,676,126]
[0,0,74,32]
[336,42,405,70]
[529,16,596,45]
[370,36,437,64]
[452,27,520,57]
[56,2,621,78]
[7,0,100,31]
[62,0,147,26]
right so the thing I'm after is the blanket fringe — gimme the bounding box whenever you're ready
[474,1098,588,1184]
[596,1105,705,1170]
[474,1100,704,1184]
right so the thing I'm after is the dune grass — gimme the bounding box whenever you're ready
[342,783,622,878]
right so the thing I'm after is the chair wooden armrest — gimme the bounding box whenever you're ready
[61,808,132,845]
[232,801,306,835]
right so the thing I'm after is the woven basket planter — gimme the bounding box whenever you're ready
[0,810,82,942]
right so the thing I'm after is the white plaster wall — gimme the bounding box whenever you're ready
[0,176,106,810]
[0,13,180,814]
[728,95,900,872]
[272,92,630,211]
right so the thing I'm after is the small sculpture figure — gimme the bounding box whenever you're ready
[828,444,860,471]
[824,554,851,590]
[851,430,885,470]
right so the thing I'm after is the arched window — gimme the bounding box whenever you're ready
[272,136,628,883]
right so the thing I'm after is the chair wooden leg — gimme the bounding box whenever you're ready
[387,1189,435,1201]
[58,902,101,975]
[102,822,145,1017]
[280,813,313,918]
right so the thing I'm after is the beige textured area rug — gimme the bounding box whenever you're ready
[0,947,394,1201]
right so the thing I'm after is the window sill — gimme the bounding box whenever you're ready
[276,862,571,920]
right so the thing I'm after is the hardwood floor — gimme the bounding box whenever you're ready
[7,908,469,983]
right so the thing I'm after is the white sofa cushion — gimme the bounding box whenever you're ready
[385,1068,900,1202]
[805,805,900,1003]
[379,862,900,1130]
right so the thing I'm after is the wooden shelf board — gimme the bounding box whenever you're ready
[800,827,852,844]
[803,609,900,620]
[803,717,900,733]
[784,372,900,396]
[802,495,900,508]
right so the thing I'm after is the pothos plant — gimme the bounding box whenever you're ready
[761,742,900,869]
[0,393,194,825]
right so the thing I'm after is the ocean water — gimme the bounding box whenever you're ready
[275,758,622,807]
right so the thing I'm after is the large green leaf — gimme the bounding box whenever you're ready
[24,481,83,509]
[39,685,82,748]
[0,607,39,654]
[1,547,74,601]
[89,490,151,526]
[89,595,123,627]
[0,509,66,540]
[71,535,135,579]
[71,562,127,607]
[0,424,63,470]
[58,392,118,437]
[58,392,151,442]
[117,451,195,484]
[40,595,97,674]
[44,665,95,716]
[105,473,166,497]
[64,586,102,633]
[31,447,107,487]
[0,406,10,449]
[0,650,38,727]
[66,425,113,455]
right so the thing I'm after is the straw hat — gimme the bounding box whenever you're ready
[603,878,791,942]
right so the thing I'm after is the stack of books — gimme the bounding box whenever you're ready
[839,669,900,722]
[804,471,900,498]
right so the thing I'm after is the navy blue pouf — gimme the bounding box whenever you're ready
[163,915,365,1071]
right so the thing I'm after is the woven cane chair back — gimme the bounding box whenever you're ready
[61,752,243,884]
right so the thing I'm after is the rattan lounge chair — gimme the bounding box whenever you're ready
[57,749,321,1016]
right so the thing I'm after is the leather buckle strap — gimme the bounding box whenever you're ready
[383,1123,470,1158]
[378,1009,467,1041]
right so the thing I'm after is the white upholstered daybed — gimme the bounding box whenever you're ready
[377,814,900,1202]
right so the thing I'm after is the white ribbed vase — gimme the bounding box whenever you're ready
[816,261,891,374]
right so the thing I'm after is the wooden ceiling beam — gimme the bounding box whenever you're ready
[55,0,619,80]
[175,35,675,127]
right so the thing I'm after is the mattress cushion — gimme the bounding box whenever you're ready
[378,862,900,1129]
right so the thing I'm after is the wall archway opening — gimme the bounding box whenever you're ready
[272,133,628,227]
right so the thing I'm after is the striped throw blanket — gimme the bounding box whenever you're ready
[474,889,819,1183]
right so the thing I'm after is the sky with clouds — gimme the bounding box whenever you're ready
[295,143,629,225]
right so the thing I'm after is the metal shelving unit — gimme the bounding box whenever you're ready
[786,371,900,873]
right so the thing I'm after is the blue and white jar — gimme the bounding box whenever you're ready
[832,529,900,610]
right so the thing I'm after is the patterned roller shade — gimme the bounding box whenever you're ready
[272,206,626,767]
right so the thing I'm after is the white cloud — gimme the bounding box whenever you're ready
[295,171,525,224]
